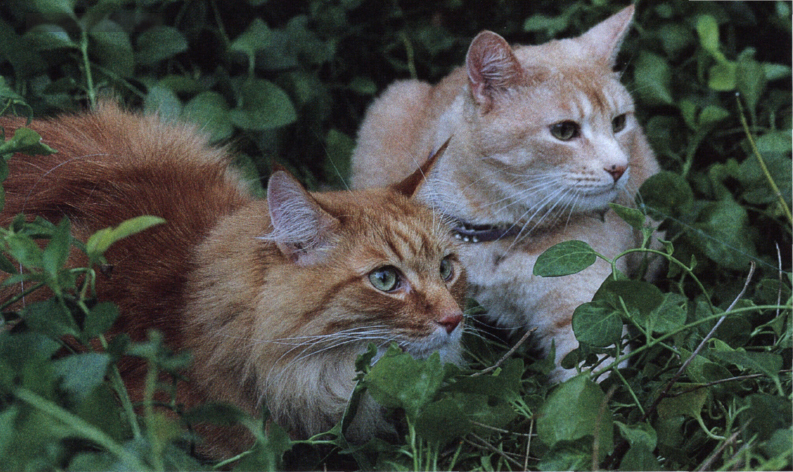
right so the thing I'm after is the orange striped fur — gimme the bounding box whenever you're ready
[0,103,466,458]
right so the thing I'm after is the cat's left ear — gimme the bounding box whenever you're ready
[466,31,524,111]
[577,4,635,67]
[391,137,451,198]
[265,170,339,265]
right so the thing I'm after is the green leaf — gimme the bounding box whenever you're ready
[633,51,673,105]
[638,171,694,219]
[0,21,48,80]
[135,26,188,65]
[323,129,353,188]
[616,421,657,449]
[183,402,251,427]
[740,394,791,442]
[23,25,77,51]
[230,18,272,60]
[0,127,57,157]
[708,61,737,91]
[4,233,45,270]
[82,0,124,30]
[763,63,791,81]
[182,92,234,143]
[0,252,18,274]
[233,414,292,471]
[143,85,182,122]
[537,374,613,459]
[710,350,782,384]
[364,346,444,418]
[698,105,730,128]
[691,199,757,271]
[533,240,597,277]
[230,79,297,130]
[88,20,134,78]
[609,203,645,230]
[537,437,592,471]
[619,443,661,471]
[32,0,77,21]
[41,218,71,281]
[696,15,720,55]
[736,57,767,114]
[657,387,707,420]
[594,280,665,331]
[21,299,79,338]
[413,397,471,445]
[86,215,165,261]
[81,302,119,340]
[572,300,623,348]
[74,386,128,443]
[645,293,687,334]
[52,353,111,403]
[0,332,61,372]
[348,76,377,95]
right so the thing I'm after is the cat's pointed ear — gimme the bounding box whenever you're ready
[265,170,339,265]
[391,137,451,198]
[466,31,523,111]
[577,4,634,67]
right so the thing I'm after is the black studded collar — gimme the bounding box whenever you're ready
[449,220,521,243]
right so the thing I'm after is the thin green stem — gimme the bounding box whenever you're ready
[736,94,793,225]
[616,248,715,313]
[15,388,150,470]
[144,361,165,472]
[612,368,645,416]
[79,30,97,109]
[213,450,252,469]
[0,281,46,311]
[399,32,418,80]
[98,334,142,439]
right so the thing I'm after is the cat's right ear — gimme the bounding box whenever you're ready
[265,171,339,265]
[391,137,451,198]
[466,31,524,112]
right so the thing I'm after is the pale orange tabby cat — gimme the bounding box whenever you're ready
[351,5,659,381]
[0,103,466,458]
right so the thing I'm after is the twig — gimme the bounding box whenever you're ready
[775,243,783,326]
[603,263,756,469]
[695,423,748,472]
[468,420,535,437]
[524,419,534,471]
[472,327,536,377]
[672,261,755,383]
[465,433,524,469]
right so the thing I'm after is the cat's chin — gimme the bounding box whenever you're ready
[569,190,620,213]
[370,327,464,366]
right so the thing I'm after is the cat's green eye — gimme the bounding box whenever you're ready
[612,114,627,133]
[369,266,400,292]
[550,121,580,141]
[440,257,454,282]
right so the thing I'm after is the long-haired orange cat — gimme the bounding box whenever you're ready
[352,5,660,381]
[0,103,466,458]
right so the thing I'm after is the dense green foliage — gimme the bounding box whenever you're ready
[0,0,790,470]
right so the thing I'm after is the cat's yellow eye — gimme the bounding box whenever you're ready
[369,266,400,292]
[612,114,627,133]
[440,257,454,282]
[550,121,580,141]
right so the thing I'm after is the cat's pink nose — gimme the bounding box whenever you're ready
[436,313,463,334]
[605,165,626,182]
